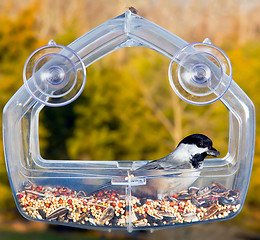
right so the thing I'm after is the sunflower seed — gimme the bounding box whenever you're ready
[87,202,107,208]
[182,213,199,222]
[46,207,68,221]
[77,191,86,197]
[202,204,218,220]
[230,199,241,206]
[76,212,90,223]
[38,209,46,219]
[134,220,148,227]
[130,212,138,222]
[228,190,239,198]
[177,193,192,200]
[98,206,115,225]
[218,197,231,206]
[188,186,199,195]
[200,200,213,208]
[158,211,176,221]
[211,182,227,191]
[89,218,96,226]
[197,186,211,197]
[191,197,201,207]
[36,214,43,220]
[147,211,163,220]
[25,190,45,197]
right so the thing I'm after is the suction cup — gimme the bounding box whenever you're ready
[23,40,86,107]
[168,39,232,105]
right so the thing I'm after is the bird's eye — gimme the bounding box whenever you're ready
[208,146,212,150]
[198,142,203,147]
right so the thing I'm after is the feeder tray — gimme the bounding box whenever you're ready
[3,11,255,232]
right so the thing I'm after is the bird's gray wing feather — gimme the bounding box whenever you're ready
[137,159,191,170]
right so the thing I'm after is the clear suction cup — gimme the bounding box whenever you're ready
[23,40,86,107]
[168,39,232,105]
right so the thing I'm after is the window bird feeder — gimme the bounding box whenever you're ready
[3,11,255,232]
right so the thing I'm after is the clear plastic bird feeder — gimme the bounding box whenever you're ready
[3,11,255,232]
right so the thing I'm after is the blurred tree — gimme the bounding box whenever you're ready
[0,1,259,233]
[43,49,178,161]
[40,47,229,163]
[0,3,40,210]
[227,42,260,209]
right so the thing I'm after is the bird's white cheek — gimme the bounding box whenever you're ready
[174,144,207,162]
[188,145,207,155]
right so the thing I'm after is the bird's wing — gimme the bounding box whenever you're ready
[137,159,191,170]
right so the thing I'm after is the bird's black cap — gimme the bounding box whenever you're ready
[178,134,212,147]
[178,134,220,157]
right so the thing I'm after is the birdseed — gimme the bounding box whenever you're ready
[17,182,241,229]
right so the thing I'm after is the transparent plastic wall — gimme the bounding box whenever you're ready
[3,11,255,232]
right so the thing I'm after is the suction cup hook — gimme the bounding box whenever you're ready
[23,40,86,107]
[168,38,232,105]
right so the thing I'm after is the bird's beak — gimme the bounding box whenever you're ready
[206,147,220,157]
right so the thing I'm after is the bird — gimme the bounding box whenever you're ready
[92,134,220,200]
[133,134,220,199]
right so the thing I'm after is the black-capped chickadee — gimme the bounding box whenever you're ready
[93,134,220,200]
[133,134,220,199]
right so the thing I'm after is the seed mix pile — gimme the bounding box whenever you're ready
[17,182,241,229]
